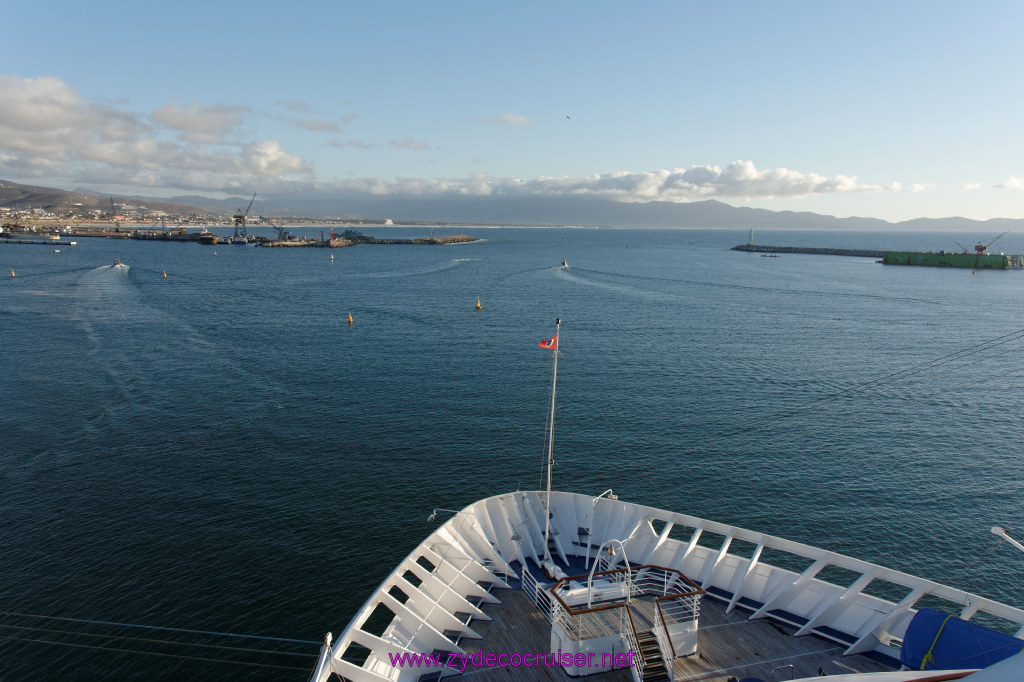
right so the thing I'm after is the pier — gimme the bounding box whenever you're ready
[731,244,884,258]
[1,238,77,246]
[256,231,478,248]
[732,243,1024,268]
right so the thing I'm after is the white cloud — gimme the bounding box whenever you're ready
[997,176,1024,189]
[275,100,312,115]
[0,75,313,192]
[269,102,355,134]
[0,76,896,204]
[243,140,309,175]
[325,138,376,149]
[0,75,149,158]
[389,137,431,151]
[474,113,531,127]
[963,182,982,191]
[910,183,935,193]
[328,161,889,202]
[291,118,341,133]
[151,100,249,143]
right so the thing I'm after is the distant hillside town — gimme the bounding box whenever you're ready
[0,179,392,228]
[0,202,211,225]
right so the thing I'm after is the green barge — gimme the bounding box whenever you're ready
[881,250,1024,269]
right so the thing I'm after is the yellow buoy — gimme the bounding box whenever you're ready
[476,296,482,310]
[163,271,167,278]
[331,254,334,261]
[348,311,353,325]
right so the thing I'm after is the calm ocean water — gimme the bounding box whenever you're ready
[3,227,1024,680]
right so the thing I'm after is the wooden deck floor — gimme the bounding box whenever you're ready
[671,598,893,681]
[454,587,895,681]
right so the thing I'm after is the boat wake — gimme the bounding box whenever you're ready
[348,259,463,279]
[556,267,679,302]
[571,266,938,305]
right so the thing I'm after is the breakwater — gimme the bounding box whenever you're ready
[731,244,884,258]
[732,243,1024,269]
[1,238,77,246]
[257,233,478,248]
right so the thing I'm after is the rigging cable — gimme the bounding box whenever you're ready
[0,622,315,657]
[0,610,319,644]
[0,611,318,671]
[711,327,1024,443]
[0,634,311,671]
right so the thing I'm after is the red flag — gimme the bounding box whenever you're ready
[540,335,558,350]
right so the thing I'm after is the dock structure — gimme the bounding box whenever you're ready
[258,232,478,248]
[731,244,884,258]
[1,238,77,245]
[733,243,1024,269]
[881,250,1023,269]
[258,237,356,248]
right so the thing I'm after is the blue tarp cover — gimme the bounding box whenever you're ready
[901,607,1024,670]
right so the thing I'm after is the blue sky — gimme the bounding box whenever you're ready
[2,0,1023,221]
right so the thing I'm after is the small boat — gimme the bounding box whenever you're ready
[561,258,569,268]
[113,259,120,266]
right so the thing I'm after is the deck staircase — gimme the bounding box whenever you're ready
[634,628,670,682]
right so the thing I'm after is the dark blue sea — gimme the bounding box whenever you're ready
[3,227,1024,680]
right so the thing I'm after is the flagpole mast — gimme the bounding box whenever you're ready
[544,317,560,565]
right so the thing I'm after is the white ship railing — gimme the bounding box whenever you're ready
[622,606,647,681]
[315,491,1024,682]
[544,491,1024,656]
[522,567,554,622]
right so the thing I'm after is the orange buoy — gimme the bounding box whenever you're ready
[163,271,167,278]
[348,311,353,325]
[10,270,14,278]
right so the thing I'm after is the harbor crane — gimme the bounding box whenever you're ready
[232,192,257,239]
[263,219,290,242]
[975,231,1007,254]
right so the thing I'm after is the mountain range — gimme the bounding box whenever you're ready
[1,178,1020,231]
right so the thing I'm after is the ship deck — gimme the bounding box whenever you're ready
[457,587,895,681]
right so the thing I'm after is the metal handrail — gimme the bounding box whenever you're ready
[546,561,704,674]
[549,564,704,618]
[656,601,678,660]
[523,567,553,621]
[624,605,647,673]
[657,593,701,622]
[770,664,795,681]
